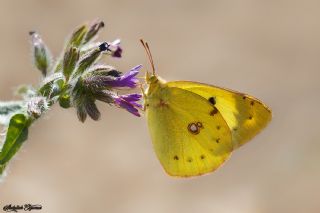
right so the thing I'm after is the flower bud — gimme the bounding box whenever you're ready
[39,73,64,98]
[63,46,80,81]
[67,24,88,47]
[74,48,102,76]
[84,99,100,121]
[29,31,52,76]
[81,65,122,91]
[94,91,114,103]
[76,105,87,123]
[84,19,105,44]
[59,93,71,109]
[86,64,119,75]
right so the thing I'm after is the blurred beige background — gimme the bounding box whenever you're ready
[0,0,320,212]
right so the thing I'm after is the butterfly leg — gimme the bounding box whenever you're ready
[139,84,147,111]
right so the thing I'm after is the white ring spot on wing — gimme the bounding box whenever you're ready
[188,122,202,134]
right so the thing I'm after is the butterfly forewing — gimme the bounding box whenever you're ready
[167,81,272,148]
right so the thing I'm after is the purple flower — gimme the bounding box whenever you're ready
[114,93,142,117]
[109,39,122,58]
[112,46,122,58]
[102,65,142,88]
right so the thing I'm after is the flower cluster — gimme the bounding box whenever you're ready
[0,19,143,178]
[29,19,143,122]
[73,63,143,122]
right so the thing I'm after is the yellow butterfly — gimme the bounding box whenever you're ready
[140,40,272,177]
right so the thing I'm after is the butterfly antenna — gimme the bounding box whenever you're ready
[140,39,156,76]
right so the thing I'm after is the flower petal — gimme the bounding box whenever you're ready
[121,94,142,102]
[102,65,142,88]
[113,93,142,117]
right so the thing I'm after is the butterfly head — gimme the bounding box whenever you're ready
[145,70,158,84]
[140,39,165,90]
[144,70,166,97]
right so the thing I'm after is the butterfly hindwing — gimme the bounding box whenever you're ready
[166,81,272,148]
[146,87,232,177]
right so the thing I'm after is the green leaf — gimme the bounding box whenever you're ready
[0,114,31,173]
[0,101,25,126]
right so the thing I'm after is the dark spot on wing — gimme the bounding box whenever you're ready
[187,157,193,163]
[188,122,201,134]
[174,155,179,160]
[210,107,218,116]
[209,97,216,105]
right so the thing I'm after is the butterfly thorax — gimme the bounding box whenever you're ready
[144,75,169,108]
